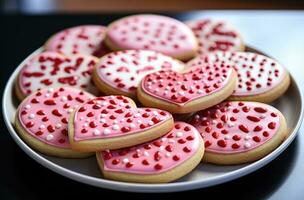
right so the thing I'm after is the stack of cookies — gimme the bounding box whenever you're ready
[14,14,290,183]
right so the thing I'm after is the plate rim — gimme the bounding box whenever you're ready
[2,47,304,193]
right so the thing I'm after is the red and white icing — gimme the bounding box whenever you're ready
[45,25,109,57]
[189,101,281,153]
[141,63,234,106]
[187,52,287,96]
[95,50,184,94]
[18,87,94,148]
[186,19,243,55]
[106,14,197,58]
[73,96,172,141]
[97,122,202,174]
[19,52,100,96]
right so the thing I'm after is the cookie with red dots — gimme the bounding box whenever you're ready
[92,50,184,98]
[187,52,290,103]
[14,87,94,158]
[15,52,100,101]
[96,121,204,183]
[186,18,244,56]
[104,14,198,61]
[45,25,110,57]
[189,101,287,165]
[68,96,174,152]
[137,63,237,114]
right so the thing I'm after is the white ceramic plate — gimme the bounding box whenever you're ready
[3,47,303,193]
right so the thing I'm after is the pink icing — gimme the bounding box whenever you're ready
[189,101,281,153]
[187,52,287,96]
[141,63,233,106]
[19,52,100,96]
[73,96,172,141]
[45,25,109,57]
[186,19,243,55]
[98,122,202,174]
[95,50,184,94]
[106,14,197,57]
[18,87,94,148]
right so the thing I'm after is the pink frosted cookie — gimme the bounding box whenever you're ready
[189,101,287,165]
[14,87,94,158]
[186,18,244,56]
[92,50,184,98]
[45,25,109,57]
[137,63,237,114]
[16,51,100,101]
[105,14,198,61]
[96,122,204,183]
[187,52,290,102]
[68,96,174,152]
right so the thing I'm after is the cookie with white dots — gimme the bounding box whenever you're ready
[92,50,184,98]
[14,87,94,158]
[15,52,100,101]
[189,101,287,165]
[104,14,198,61]
[186,18,244,56]
[45,25,110,57]
[137,63,237,114]
[187,52,290,103]
[68,96,174,152]
[96,121,204,183]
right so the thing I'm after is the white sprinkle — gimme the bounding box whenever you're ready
[159,145,165,151]
[144,151,149,156]
[154,88,159,92]
[120,118,125,122]
[85,119,90,122]
[93,129,101,135]
[79,117,84,121]
[224,135,231,140]
[100,118,106,123]
[39,124,45,130]
[165,152,171,157]
[123,158,129,164]
[100,114,107,118]
[113,120,119,124]
[228,123,235,128]
[165,86,170,90]
[245,135,251,141]
[83,123,88,127]
[202,117,207,120]
[147,82,152,86]
[244,142,251,148]
[67,108,74,114]
[25,104,31,109]
[152,111,158,116]
[103,129,111,135]
[47,88,54,93]
[169,139,175,143]
[260,114,266,119]
[45,93,50,97]
[190,85,195,90]
[109,96,114,99]
[197,90,203,94]
[129,123,136,128]
[211,120,217,124]
[194,114,200,119]
[176,81,182,85]
[148,121,154,126]
[176,132,184,137]
[112,124,120,130]
[55,123,62,129]
[159,79,163,83]
[46,134,54,141]
[136,149,141,153]
[137,120,143,124]
[60,96,67,102]
[161,138,167,142]
[28,114,35,119]
[152,80,157,83]
[119,102,125,106]
[134,113,141,118]
[178,91,185,95]
[102,102,108,106]
[147,86,152,89]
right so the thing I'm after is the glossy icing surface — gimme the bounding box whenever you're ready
[45,25,109,57]
[106,14,197,57]
[19,52,99,96]
[98,122,202,174]
[95,50,184,94]
[189,101,281,154]
[18,87,94,148]
[187,52,287,96]
[73,96,172,141]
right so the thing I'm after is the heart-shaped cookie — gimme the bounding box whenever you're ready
[189,101,287,164]
[187,51,290,103]
[186,18,244,56]
[15,87,94,158]
[137,63,237,113]
[45,25,110,57]
[96,121,204,183]
[69,96,174,152]
[105,14,198,61]
[93,50,184,98]
[16,52,100,101]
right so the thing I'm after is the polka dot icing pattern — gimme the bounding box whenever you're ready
[95,50,184,94]
[18,52,99,96]
[186,19,243,55]
[99,122,202,174]
[45,25,109,57]
[189,101,281,153]
[73,96,172,141]
[187,52,287,96]
[18,87,94,148]
[141,63,233,106]
[106,14,197,57]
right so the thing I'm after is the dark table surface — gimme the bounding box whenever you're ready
[1,11,304,199]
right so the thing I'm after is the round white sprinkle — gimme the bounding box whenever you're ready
[46,134,54,141]
[102,102,108,106]
[260,114,266,119]
[165,86,170,90]
[39,125,45,130]
[61,96,67,102]
[96,100,102,104]
[245,135,251,141]
[119,102,125,106]
[148,121,154,126]
[103,129,111,135]
[159,146,165,151]
[55,123,62,129]
[202,117,207,120]
[224,135,231,140]
[112,125,120,130]
[109,96,114,99]
[165,152,171,157]
[28,114,35,119]
[120,119,125,122]
[100,114,107,118]
[137,120,143,124]
[83,123,88,127]
[244,142,251,148]
[67,108,73,114]
[147,86,152,89]
[122,158,129,164]
[161,138,167,142]
[197,90,203,94]
[47,88,54,93]
[25,104,31,109]
[113,120,118,124]
[134,113,141,118]
[136,149,141,153]
[168,139,175,143]
[221,76,226,81]
[144,151,149,156]
[178,91,185,95]
[177,81,182,85]
[176,132,184,137]
[152,80,157,83]
[211,120,217,125]
[147,82,152,86]
[194,114,200,119]
[100,118,106,123]
[155,88,159,92]
[152,111,159,116]
[228,123,235,128]
[164,91,168,95]
[94,129,101,135]
[44,93,50,97]
[129,123,136,128]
